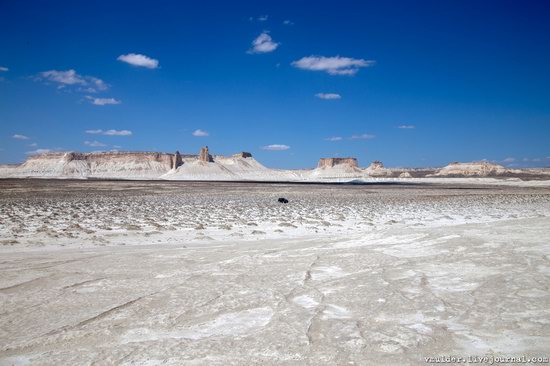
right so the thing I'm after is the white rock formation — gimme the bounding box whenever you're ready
[365,161,392,177]
[1,151,548,184]
[3,152,174,180]
[434,161,508,177]
[310,158,364,179]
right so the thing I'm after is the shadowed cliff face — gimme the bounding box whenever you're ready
[317,158,358,169]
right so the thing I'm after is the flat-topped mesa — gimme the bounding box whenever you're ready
[317,157,358,169]
[233,152,252,158]
[435,161,508,177]
[199,146,214,163]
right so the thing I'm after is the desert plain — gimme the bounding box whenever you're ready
[0,179,549,365]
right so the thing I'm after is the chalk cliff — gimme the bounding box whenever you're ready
[317,158,358,169]
[5,151,174,179]
[434,161,508,177]
[1,150,547,182]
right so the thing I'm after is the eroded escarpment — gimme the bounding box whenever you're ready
[317,158,358,169]
[1,148,549,181]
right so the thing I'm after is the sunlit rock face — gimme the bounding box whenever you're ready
[317,158,358,169]
[7,151,175,179]
[199,146,214,163]
[435,161,508,177]
[365,160,392,177]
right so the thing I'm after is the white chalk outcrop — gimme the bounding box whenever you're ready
[3,152,174,179]
[434,161,508,177]
[162,154,291,181]
[364,160,392,177]
[1,149,548,184]
[310,158,364,179]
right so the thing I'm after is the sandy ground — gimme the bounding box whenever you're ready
[0,180,549,365]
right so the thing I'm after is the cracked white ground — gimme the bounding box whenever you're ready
[0,180,549,365]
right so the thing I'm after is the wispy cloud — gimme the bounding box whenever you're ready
[85,77,108,92]
[117,53,159,69]
[316,93,341,100]
[249,15,269,22]
[0,66,8,72]
[350,134,376,140]
[38,69,85,86]
[248,32,279,54]
[283,20,294,25]
[502,157,516,163]
[292,56,375,76]
[84,140,107,147]
[85,96,121,106]
[262,144,290,151]
[85,129,132,136]
[12,134,30,140]
[26,148,51,155]
[192,129,209,137]
[398,125,416,129]
[36,69,109,92]
[325,136,343,141]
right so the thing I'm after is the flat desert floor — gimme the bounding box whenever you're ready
[0,180,549,365]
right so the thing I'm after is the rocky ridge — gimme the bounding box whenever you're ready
[0,148,548,182]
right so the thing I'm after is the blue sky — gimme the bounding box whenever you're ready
[1,0,549,168]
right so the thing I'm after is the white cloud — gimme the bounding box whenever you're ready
[502,157,516,163]
[85,96,121,106]
[28,143,38,147]
[26,148,51,155]
[0,66,8,72]
[398,125,416,129]
[192,129,209,137]
[117,53,159,69]
[84,140,107,147]
[248,32,279,54]
[12,134,30,140]
[292,55,375,76]
[283,20,293,25]
[316,93,341,100]
[262,144,290,151]
[325,136,343,141]
[104,129,132,136]
[85,129,132,136]
[250,15,269,22]
[37,69,109,92]
[39,69,86,85]
[350,134,376,140]
[87,77,108,91]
